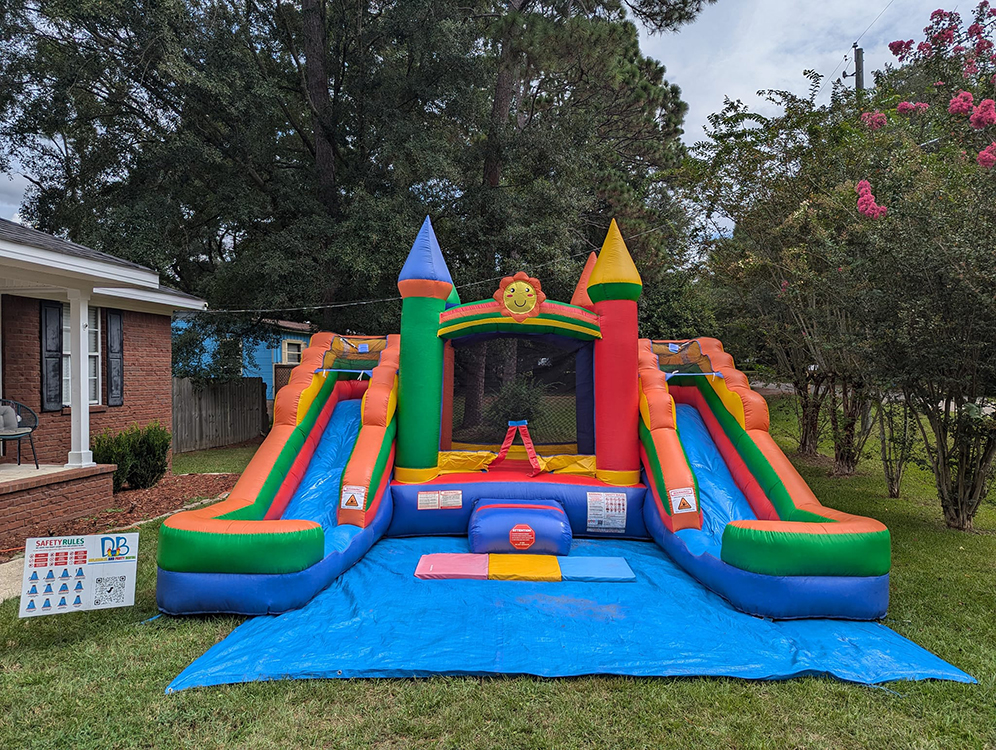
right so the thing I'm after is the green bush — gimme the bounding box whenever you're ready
[91,429,135,493]
[484,376,549,432]
[90,421,171,492]
[127,421,172,489]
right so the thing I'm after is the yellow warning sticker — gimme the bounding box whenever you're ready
[668,487,697,514]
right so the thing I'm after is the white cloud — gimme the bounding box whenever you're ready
[639,0,948,144]
[0,172,29,221]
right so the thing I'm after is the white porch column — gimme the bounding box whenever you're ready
[66,287,94,467]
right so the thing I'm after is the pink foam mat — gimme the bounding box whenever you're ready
[414,553,489,580]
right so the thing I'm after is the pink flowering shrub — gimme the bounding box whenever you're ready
[969,98,996,127]
[898,102,930,114]
[949,90,975,113]
[889,39,915,59]
[978,142,996,167]
[934,28,956,45]
[855,180,888,219]
[861,111,887,130]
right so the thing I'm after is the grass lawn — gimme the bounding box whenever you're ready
[2,396,994,748]
[172,442,259,475]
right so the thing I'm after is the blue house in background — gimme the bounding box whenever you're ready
[248,320,312,400]
[173,317,312,402]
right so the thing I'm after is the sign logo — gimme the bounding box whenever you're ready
[101,536,130,558]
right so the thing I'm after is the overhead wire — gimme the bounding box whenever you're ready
[815,0,898,98]
[196,248,595,316]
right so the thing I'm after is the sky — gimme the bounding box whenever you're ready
[0,0,952,221]
[640,0,948,146]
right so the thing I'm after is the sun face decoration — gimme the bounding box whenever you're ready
[494,272,546,322]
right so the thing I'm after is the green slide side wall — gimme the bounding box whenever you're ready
[157,526,323,575]
[638,418,700,523]
[223,374,338,522]
[671,374,890,577]
[157,375,341,575]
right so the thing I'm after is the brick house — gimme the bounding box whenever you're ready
[0,218,206,540]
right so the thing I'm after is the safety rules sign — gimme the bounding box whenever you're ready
[18,533,139,618]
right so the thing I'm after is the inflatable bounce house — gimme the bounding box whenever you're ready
[157,219,891,621]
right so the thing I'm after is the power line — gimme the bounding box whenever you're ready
[817,0,897,98]
[855,0,897,45]
[816,54,849,98]
[196,248,595,316]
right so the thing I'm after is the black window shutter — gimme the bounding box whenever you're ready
[40,300,63,412]
[107,309,124,406]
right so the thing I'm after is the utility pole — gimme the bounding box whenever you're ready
[852,42,865,92]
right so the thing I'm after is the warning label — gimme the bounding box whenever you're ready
[668,487,698,514]
[586,492,627,533]
[439,490,463,509]
[340,485,367,510]
[509,524,535,550]
[417,491,439,510]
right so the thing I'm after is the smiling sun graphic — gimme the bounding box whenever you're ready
[494,272,546,322]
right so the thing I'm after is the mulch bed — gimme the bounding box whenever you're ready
[0,472,239,562]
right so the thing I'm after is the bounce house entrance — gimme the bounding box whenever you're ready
[450,337,592,456]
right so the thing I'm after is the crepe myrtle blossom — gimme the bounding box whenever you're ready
[889,39,915,59]
[949,90,975,114]
[856,180,888,219]
[861,111,887,130]
[969,99,996,128]
[978,143,996,168]
[898,102,930,114]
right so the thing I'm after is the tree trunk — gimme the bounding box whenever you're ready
[794,372,827,457]
[913,393,996,531]
[482,1,526,188]
[461,343,487,428]
[879,395,914,499]
[301,0,339,215]
[499,338,518,385]
[828,375,876,476]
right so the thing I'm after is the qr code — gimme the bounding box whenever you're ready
[93,576,127,606]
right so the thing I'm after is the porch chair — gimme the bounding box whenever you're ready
[0,398,39,469]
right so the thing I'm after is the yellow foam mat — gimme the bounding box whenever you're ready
[487,555,562,582]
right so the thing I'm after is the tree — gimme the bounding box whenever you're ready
[692,76,882,475]
[691,2,996,526]
[1,0,713,341]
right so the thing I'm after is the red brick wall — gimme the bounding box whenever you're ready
[1,295,173,465]
[0,466,115,541]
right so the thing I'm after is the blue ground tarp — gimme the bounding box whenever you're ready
[166,536,974,691]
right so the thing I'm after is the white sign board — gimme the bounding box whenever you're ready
[18,533,139,618]
[586,492,627,533]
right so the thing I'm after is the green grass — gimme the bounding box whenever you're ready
[2,395,994,748]
[172,443,259,475]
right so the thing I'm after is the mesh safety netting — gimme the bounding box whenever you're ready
[450,337,590,451]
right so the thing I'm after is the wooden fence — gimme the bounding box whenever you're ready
[172,377,268,454]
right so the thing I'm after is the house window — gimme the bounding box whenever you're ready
[62,304,101,405]
[283,340,303,365]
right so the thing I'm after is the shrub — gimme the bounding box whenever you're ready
[484,376,549,432]
[91,429,135,493]
[90,422,171,492]
[127,421,172,489]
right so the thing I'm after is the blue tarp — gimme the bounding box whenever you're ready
[166,536,973,691]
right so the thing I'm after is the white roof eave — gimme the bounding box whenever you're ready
[0,238,161,290]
